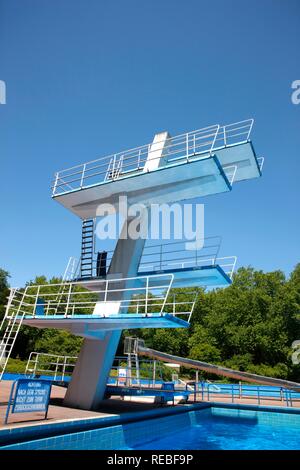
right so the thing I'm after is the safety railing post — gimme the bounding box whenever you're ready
[80,164,86,189]
[65,284,72,317]
[186,134,189,161]
[33,353,38,377]
[62,356,67,382]
[53,172,59,196]
[257,386,261,405]
[33,285,40,318]
[231,384,234,403]
[145,277,149,315]
[160,244,163,271]
[54,356,60,381]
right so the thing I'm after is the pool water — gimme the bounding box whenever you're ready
[133,412,300,450]
[2,406,300,450]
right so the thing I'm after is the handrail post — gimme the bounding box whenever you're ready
[53,172,59,196]
[186,133,189,161]
[80,164,86,189]
[62,356,67,382]
[65,283,72,318]
[54,356,60,381]
[33,285,40,318]
[231,384,234,403]
[160,244,163,271]
[257,386,261,405]
[145,277,149,315]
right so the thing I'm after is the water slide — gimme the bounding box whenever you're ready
[138,345,300,392]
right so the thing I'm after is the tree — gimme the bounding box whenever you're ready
[0,268,10,320]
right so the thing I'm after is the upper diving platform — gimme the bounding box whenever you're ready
[76,236,236,288]
[52,119,263,219]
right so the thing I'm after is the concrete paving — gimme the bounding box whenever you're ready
[1,380,299,431]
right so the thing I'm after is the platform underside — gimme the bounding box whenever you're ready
[53,142,260,219]
[19,313,189,338]
[214,141,261,182]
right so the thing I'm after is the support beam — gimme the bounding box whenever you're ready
[63,131,169,410]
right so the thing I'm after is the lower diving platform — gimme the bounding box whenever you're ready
[20,313,189,338]
[6,274,196,339]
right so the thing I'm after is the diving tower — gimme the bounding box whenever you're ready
[0,118,263,410]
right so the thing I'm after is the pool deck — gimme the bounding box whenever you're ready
[0,380,299,432]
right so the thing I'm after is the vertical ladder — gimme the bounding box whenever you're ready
[0,289,25,380]
[127,353,140,386]
[80,219,95,279]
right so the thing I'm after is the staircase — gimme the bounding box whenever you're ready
[0,289,25,380]
[80,219,95,279]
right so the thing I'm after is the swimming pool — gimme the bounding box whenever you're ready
[1,405,300,450]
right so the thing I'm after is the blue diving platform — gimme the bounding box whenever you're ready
[20,313,189,338]
[52,120,262,219]
[138,264,232,288]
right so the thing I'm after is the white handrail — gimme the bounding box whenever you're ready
[52,119,255,196]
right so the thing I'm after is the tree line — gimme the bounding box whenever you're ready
[0,265,299,381]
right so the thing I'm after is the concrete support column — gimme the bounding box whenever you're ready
[63,131,169,410]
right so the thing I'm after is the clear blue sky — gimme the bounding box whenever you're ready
[0,0,299,287]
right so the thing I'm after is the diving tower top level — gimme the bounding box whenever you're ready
[52,119,263,219]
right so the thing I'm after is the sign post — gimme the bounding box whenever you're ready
[5,378,52,425]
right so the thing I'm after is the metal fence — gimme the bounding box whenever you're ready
[52,119,254,196]
[5,273,197,320]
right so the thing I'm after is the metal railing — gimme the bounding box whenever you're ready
[25,352,77,381]
[4,273,195,320]
[52,119,254,196]
[73,237,236,283]
[138,239,237,280]
[188,382,300,408]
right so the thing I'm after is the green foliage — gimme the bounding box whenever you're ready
[1,265,300,382]
[0,268,10,320]
[5,358,27,374]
